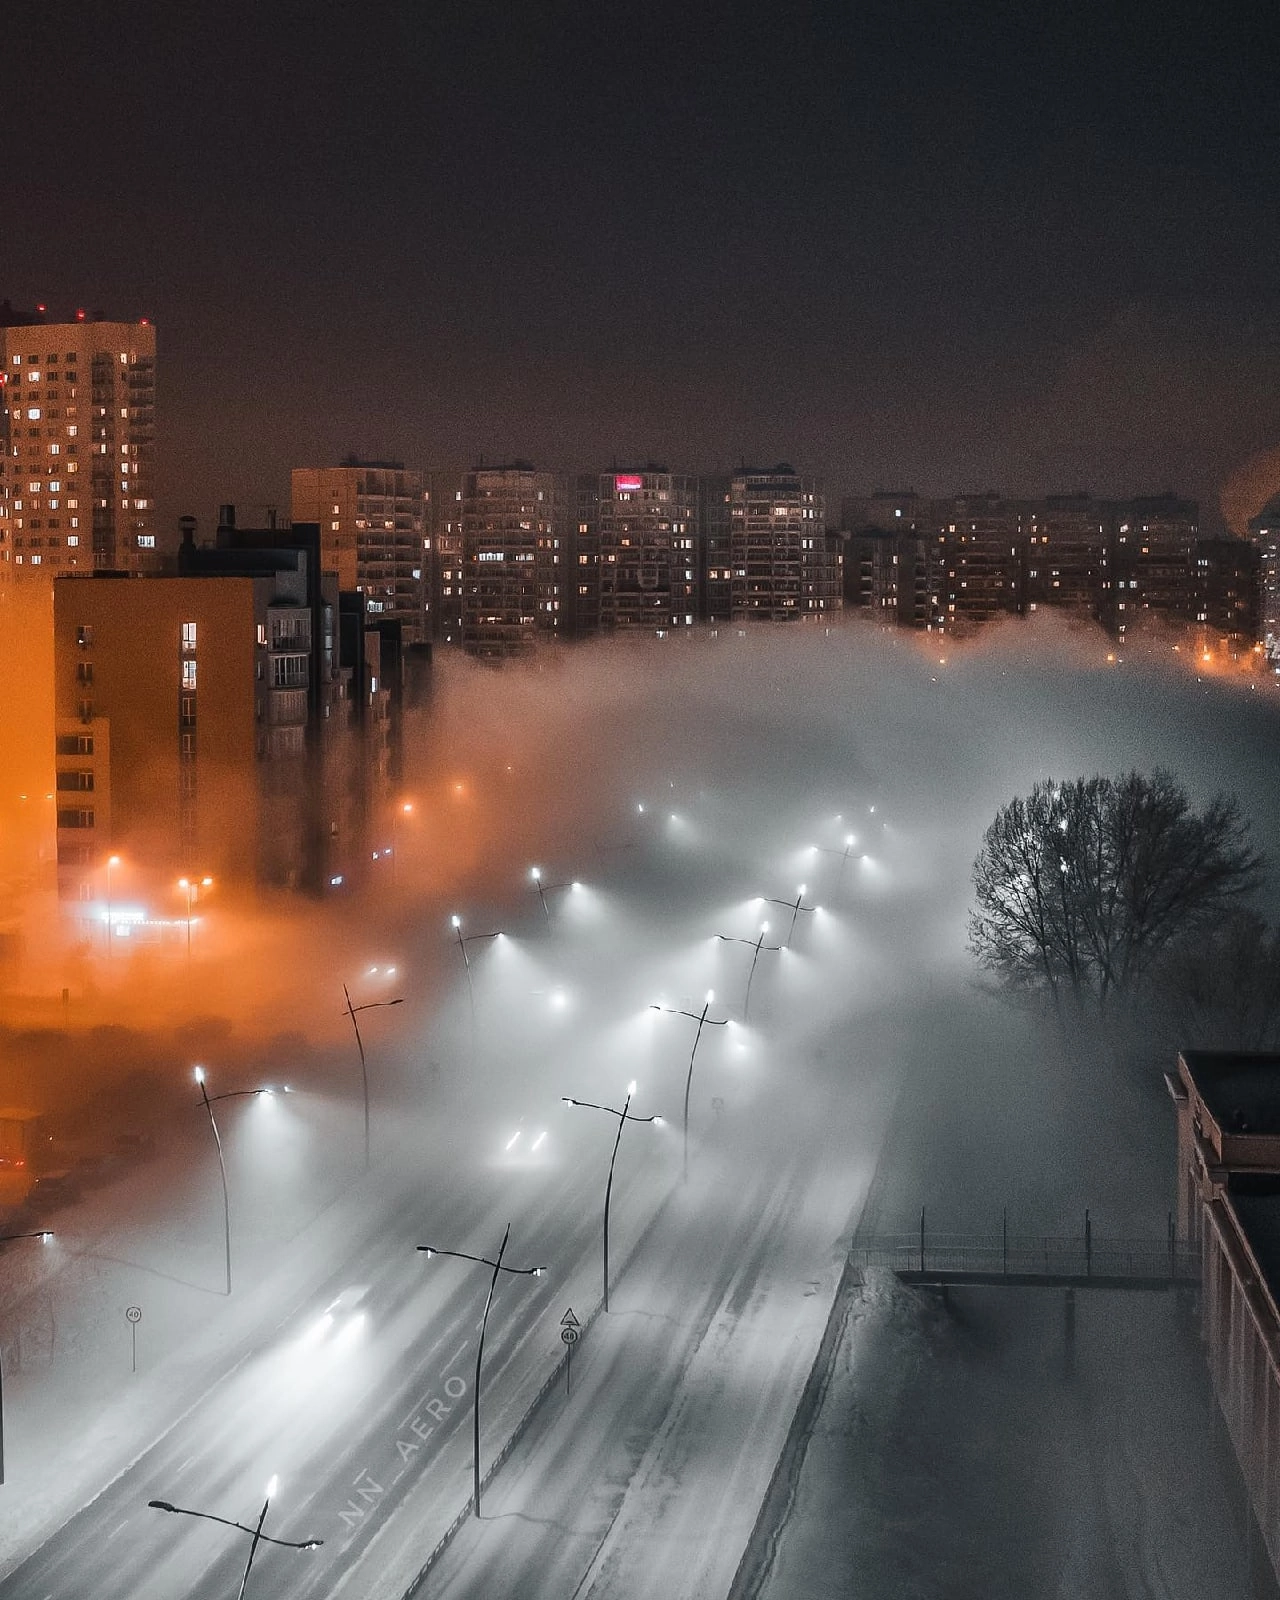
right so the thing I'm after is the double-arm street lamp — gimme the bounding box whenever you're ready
[529,866,576,922]
[0,1230,53,1485]
[450,914,506,1016]
[562,1083,663,1313]
[193,1065,279,1296]
[716,923,781,1021]
[177,875,213,966]
[416,1226,546,1517]
[817,834,858,888]
[342,983,404,1170]
[764,884,814,947]
[149,1475,322,1598]
[650,993,726,1181]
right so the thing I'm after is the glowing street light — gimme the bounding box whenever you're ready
[450,914,506,1018]
[529,866,576,922]
[149,1475,322,1597]
[562,1082,664,1313]
[105,854,121,957]
[177,875,213,965]
[716,924,781,1020]
[816,834,858,888]
[0,1229,53,1484]
[193,1065,278,1296]
[342,982,404,1170]
[416,1225,546,1517]
[764,884,814,947]
[650,992,727,1181]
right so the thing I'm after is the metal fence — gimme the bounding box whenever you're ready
[853,1224,1199,1287]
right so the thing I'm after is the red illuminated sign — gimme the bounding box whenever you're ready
[615,475,643,493]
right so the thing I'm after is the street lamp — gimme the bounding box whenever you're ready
[416,1225,546,1517]
[149,1475,322,1598]
[764,884,814,947]
[342,982,404,1170]
[105,854,121,956]
[816,834,858,888]
[650,992,726,1181]
[391,801,414,885]
[716,923,781,1020]
[450,914,505,1014]
[177,875,213,965]
[193,1065,277,1296]
[529,866,576,922]
[561,1082,663,1313]
[0,1230,53,1485]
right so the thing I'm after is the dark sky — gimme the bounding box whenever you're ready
[5,0,1280,528]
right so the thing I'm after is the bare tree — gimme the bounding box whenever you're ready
[1153,909,1280,1050]
[969,770,1264,1013]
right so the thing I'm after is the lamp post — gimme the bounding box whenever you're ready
[342,983,404,1170]
[650,992,726,1181]
[716,923,781,1021]
[177,875,212,966]
[561,1083,663,1312]
[817,834,858,889]
[416,1226,545,1517]
[391,801,413,885]
[764,884,814,947]
[450,914,505,1014]
[529,866,575,922]
[193,1065,276,1296]
[0,1231,53,1485]
[105,854,121,957]
[149,1475,322,1598]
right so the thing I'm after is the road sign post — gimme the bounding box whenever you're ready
[560,1308,580,1396]
[126,1305,141,1373]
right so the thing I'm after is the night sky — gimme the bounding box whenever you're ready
[6,0,1280,529]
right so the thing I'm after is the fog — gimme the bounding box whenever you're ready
[2,610,1277,1594]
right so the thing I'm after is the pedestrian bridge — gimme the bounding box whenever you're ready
[852,1223,1199,1292]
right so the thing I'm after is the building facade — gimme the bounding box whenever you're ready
[1,305,157,581]
[1170,1050,1280,1593]
[291,460,426,642]
[595,468,700,633]
[727,467,837,622]
[459,465,569,657]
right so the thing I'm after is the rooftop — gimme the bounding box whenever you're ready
[1182,1050,1280,1136]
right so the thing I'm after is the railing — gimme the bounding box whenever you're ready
[853,1216,1199,1287]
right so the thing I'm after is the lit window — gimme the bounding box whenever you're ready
[182,622,197,649]
[138,535,156,548]
[67,535,78,545]
[182,660,197,689]
[27,407,40,420]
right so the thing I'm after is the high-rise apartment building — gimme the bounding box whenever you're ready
[596,468,699,632]
[1108,493,1199,645]
[727,466,836,622]
[292,459,426,641]
[1,304,157,580]
[1024,494,1108,618]
[459,465,569,657]
[934,494,1025,628]
[424,469,465,644]
[1250,499,1280,673]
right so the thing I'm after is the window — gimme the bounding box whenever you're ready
[56,808,95,829]
[181,660,197,689]
[181,621,197,650]
[137,535,155,548]
[56,734,94,755]
[56,770,94,791]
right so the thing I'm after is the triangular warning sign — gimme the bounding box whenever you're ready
[560,1307,581,1328]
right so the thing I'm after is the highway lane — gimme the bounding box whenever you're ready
[0,1089,683,1600]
